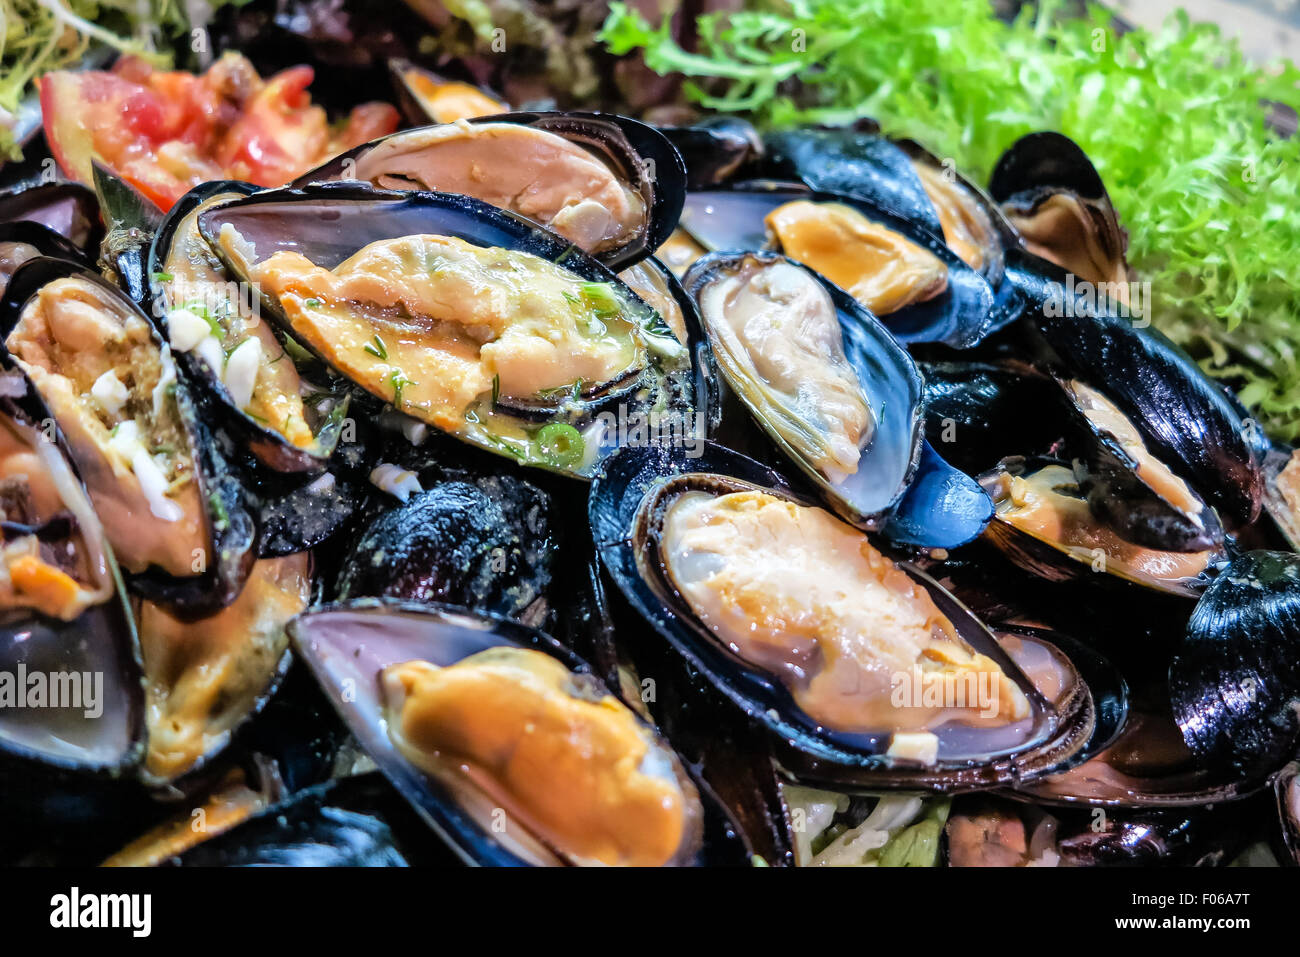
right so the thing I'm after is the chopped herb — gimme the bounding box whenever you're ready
[304,298,322,309]
[151,271,174,283]
[535,422,585,469]
[491,374,501,405]
[389,370,414,406]
[579,282,621,317]
[208,493,230,531]
[363,334,389,360]
[282,337,314,364]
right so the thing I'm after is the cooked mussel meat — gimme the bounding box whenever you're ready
[297,113,686,270]
[139,553,310,784]
[0,259,254,616]
[685,250,918,527]
[389,59,507,125]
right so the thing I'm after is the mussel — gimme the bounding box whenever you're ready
[291,600,752,866]
[0,181,101,254]
[197,183,697,479]
[296,112,686,271]
[676,181,996,348]
[388,59,507,126]
[148,181,352,473]
[1170,551,1300,781]
[590,442,1094,790]
[0,258,256,617]
[0,390,144,778]
[979,457,1224,598]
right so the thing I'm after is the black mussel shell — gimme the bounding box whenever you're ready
[335,479,553,624]
[978,456,1224,599]
[590,442,1094,791]
[198,182,698,480]
[291,599,752,866]
[0,257,256,618]
[91,161,165,307]
[148,180,351,474]
[294,111,687,271]
[0,181,101,253]
[660,117,762,189]
[683,250,922,529]
[677,180,996,348]
[883,441,994,550]
[1022,279,1263,527]
[1170,550,1300,781]
[388,58,508,126]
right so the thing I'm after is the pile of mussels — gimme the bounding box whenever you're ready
[2,74,1299,867]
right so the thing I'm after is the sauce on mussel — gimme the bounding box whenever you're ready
[659,489,1028,734]
[140,553,310,781]
[985,464,1214,588]
[160,192,315,449]
[382,646,701,866]
[350,121,646,255]
[763,200,948,315]
[909,161,999,274]
[697,257,873,483]
[6,276,206,577]
[0,407,113,620]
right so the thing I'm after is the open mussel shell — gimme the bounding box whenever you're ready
[590,442,1094,791]
[291,600,752,866]
[148,180,351,474]
[677,180,996,348]
[762,126,1025,332]
[0,181,101,253]
[683,250,921,528]
[882,441,995,550]
[0,257,256,618]
[1274,762,1300,865]
[978,456,1225,599]
[388,58,508,126]
[1170,550,1300,782]
[295,111,686,271]
[1021,257,1263,528]
[0,393,145,779]
[136,552,312,787]
[989,132,1129,286]
[198,182,697,480]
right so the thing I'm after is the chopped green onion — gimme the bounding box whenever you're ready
[363,334,389,360]
[535,422,584,469]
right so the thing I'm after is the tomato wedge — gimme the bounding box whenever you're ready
[39,53,399,211]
